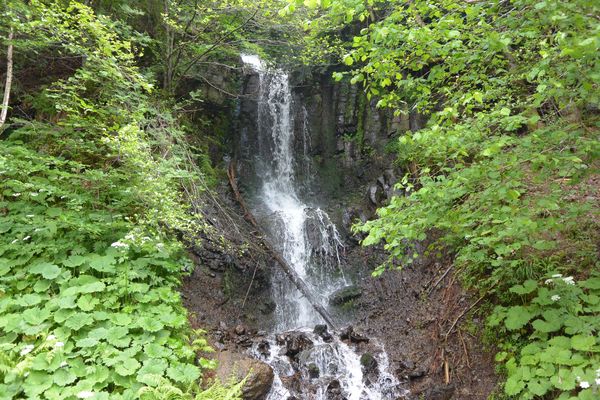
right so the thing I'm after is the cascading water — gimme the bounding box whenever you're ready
[241,55,406,400]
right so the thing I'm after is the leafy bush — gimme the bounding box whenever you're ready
[491,275,600,399]
[1,1,237,399]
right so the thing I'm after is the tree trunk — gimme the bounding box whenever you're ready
[0,28,14,128]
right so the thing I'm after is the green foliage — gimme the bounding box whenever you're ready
[491,275,600,399]
[295,0,600,397]
[0,1,238,399]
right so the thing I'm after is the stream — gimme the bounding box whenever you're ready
[240,55,406,400]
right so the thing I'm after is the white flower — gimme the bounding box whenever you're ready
[110,241,128,248]
[60,361,68,368]
[60,196,67,199]
[30,193,38,197]
[125,234,135,240]
[22,236,31,241]
[580,381,590,389]
[551,295,561,301]
[47,334,56,341]
[545,278,554,285]
[12,193,21,197]
[26,214,34,218]
[76,391,95,399]
[156,243,164,248]
[595,378,600,385]
[596,368,600,376]
[562,276,575,285]
[20,344,34,356]
[11,239,18,244]
[552,273,563,278]
[54,341,64,348]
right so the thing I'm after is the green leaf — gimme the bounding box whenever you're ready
[166,362,200,384]
[532,318,561,333]
[64,312,94,330]
[115,358,140,376]
[505,306,535,330]
[571,335,595,351]
[505,374,525,395]
[138,317,164,332]
[53,368,77,386]
[510,280,538,295]
[30,262,62,279]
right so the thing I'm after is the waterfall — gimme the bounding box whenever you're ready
[241,55,405,400]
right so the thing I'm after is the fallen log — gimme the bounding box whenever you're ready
[227,161,338,330]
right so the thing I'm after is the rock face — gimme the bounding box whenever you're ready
[215,351,274,400]
[329,285,362,306]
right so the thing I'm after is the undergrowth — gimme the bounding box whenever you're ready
[0,2,240,399]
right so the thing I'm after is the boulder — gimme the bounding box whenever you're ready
[215,351,274,400]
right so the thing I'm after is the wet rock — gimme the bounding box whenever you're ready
[259,300,276,315]
[360,353,378,374]
[398,360,415,371]
[276,331,313,359]
[314,324,333,342]
[418,384,455,400]
[215,351,274,400]
[326,380,347,400]
[329,285,362,306]
[281,372,302,393]
[256,339,270,357]
[307,363,320,379]
[339,326,369,344]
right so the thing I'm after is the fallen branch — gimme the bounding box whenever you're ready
[227,161,338,330]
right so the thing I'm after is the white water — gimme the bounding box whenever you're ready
[242,55,405,400]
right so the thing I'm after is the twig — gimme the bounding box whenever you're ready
[459,330,471,368]
[240,262,259,311]
[427,265,453,294]
[444,292,487,338]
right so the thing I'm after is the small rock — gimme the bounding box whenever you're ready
[408,368,426,379]
[235,324,246,335]
[339,326,369,344]
[313,324,333,342]
[326,379,347,400]
[398,360,415,371]
[256,339,270,357]
[276,331,314,359]
[360,353,378,374]
[419,384,455,400]
[307,363,320,379]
